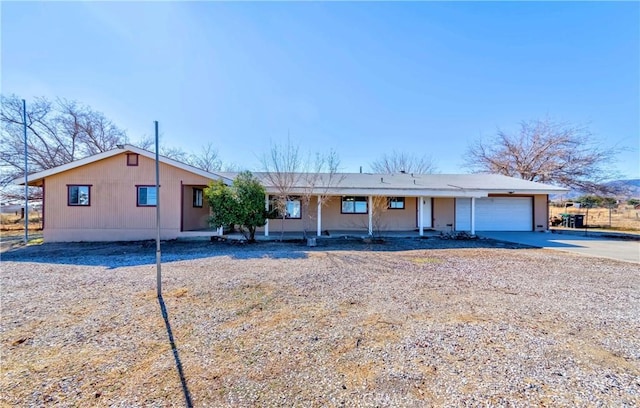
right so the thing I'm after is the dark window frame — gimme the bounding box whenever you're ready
[388,197,405,209]
[126,153,139,166]
[193,188,203,208]
[268,195,302,219]
[136,185,158,207]
[67,184,92,206]
[341,196,368,214]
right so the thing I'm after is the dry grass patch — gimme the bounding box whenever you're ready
[550,205,640,231]
[1,241,639,406]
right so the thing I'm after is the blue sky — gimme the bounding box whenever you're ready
[2,1,639,178]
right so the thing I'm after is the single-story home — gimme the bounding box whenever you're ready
[17,145,568,242]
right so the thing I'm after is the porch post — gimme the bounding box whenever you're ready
[418,196,424,236]
[470,197,476,235]
[317,195,322,237]
[264,194,269,237]
[368,195,373,235]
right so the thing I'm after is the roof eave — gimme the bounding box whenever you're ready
[264,186,569,196]
[13,144,234,186]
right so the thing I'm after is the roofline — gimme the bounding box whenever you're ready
[14,144,234,186]
[15,150,570,195]
[227,171,570,194]
[264,187,566,196]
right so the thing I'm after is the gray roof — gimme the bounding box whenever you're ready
[15,143,567,198]
[215,172,569,197]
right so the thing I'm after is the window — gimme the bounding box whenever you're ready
[193,188,203,208]
[127,153,139,166]
[137,186,157,206]
[268,196,301,219]
[388,197,405,209]
[68,185,91,206]
[341,196,368,214]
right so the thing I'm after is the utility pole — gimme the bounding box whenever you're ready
[155,121,162,298]
[23,99,28,243]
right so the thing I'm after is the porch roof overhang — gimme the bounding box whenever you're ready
[216,171,569,197]
[263,186,491,198]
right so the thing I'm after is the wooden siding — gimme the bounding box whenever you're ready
[534,194,549,231]
[261,196,318,233]
[433,198,455,231]
[182,185,211,231]
[264,195,552,234]
[43,153,211,242]
[262,196,419,233]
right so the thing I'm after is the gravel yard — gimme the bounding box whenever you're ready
[1,237,639,407]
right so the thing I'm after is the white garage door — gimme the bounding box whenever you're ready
[456,197,533,231]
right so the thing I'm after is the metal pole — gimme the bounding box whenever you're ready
[23,99,28,243]
[155,121,162,297]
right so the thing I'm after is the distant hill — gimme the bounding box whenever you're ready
[551,179,640,200]
[607,179,640,198]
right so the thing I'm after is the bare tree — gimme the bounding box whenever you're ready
[135,135,190,163]
[260,139,304,239]
[300,149,345,238]
[135,138,223,172]
[464,118,622,195]
[57,99,126,157]
[370,196,389,237]
[370,151,437,174]
[187,142,222,172]
[1,94,127,199]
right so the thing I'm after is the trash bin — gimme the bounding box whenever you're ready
[560,213,571,227]
[572,214,585,228]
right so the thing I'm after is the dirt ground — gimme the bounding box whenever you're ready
[1,237,639,407]
[550,206,640,231]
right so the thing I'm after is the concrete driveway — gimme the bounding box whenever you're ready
[478,231,640,264]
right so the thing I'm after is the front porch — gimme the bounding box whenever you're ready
[181,229,443,241]
[262,195,481,238]
[255,229,443,241]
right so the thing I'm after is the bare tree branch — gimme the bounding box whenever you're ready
[464,118,622,195]
[370,151,437,174]
[300,149,345,237]
[187,142,222,172]
[260,138,304,239]
[1,94,128,200]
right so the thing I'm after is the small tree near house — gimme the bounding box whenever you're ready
[351,196,392,237]
[261,139,345,240]
[370,196,390,237]
[299,150,345,238]
[205,171,268,242]
[260,139,303,240]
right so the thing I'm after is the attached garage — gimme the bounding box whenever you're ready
[455,197,533,231]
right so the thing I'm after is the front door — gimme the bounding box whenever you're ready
[417,197,432,229]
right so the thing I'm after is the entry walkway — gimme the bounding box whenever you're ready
[478,231,640,264]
